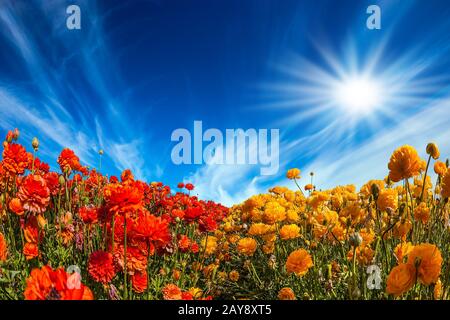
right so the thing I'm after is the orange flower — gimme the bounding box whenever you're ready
[386,263,416,297]
[57,148,81,173]
[407,243,442,285]
[441,169,450,198]
[388,145,422,182]
[0,232,7,262]
[79,206,99,224]
[23,242,39,260]
[434,161,447,176]
[162,283,182,300]
[17,175,50,215]
[279,224,301,240]
[414,202,430,224]
[1,143,29,175]
[131,271,148,293]
[394,242,414,263]
[88,251,117,283]
[114,245,148,275]
[286,249,313,276]
[278,287,296,300]
[286,168,301,180]
[9,197,24,216]
[24,265,93,300]
[237,237,257,256]
[376,188,398,212]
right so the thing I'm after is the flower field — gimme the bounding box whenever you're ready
[1,129,449,300]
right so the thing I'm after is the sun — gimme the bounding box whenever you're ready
[334,76,382,116]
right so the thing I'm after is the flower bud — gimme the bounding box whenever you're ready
[32,137,39,151]
[348,232,362,247]
[426,142,440,160]
[59,175,66,185]
[99,149,104,155]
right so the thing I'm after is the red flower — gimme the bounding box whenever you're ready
[24,265,93,300]
[79,206,99,224]
[0,232,7,262]
[23,242,39,260]
[88,251,117,283]
[57,148,81,173]
[121,169,134,183]
[131,271,148,293]
[2,143,29,175]
[177,182,185,188]
[184,205,203,221]
[181,291,194,300]
[17,175,50,214]
[178,235,191,252]
[44,172,60,195]
[185,183,194,191]
[104,183,144,216]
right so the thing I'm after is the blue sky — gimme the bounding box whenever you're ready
[1,0,450,205]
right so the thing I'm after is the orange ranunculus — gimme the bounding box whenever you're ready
[57,148,81,173]
[113,245,148,275]
[279,224,301,240]
[88,251,117,284]
[24,265,93,300]
[377,188,398,212]
[1,143,29,175]
[17,174,50,215]
[441,169,450,199]
[278,287,296,300]
[9,197,24,216]
[434,161,447,176]
[407,243,442,285]
[386,263,416,297]
[162,283,182,300]
[388,145,422,182]
[394,242,414,264]
[286,168,301,180]
[23,242,39,260]
[0,232,7,262]
[286,249,313,276]
[414,202,430,224]
[237,237,257,256]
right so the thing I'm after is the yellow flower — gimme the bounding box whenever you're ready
[285,249,313,276]
[201,236,218,255]
[279,224,301,240]
[386,263,416,297]
[426,142,440,160]
[407,243,442,285]
[434,279,442,300]
[388,145,422,182]
[278,287,296,300]
[376,188,398,212]
[188,287,203,299]
[286,168,301,180]
[237,237,257,256]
